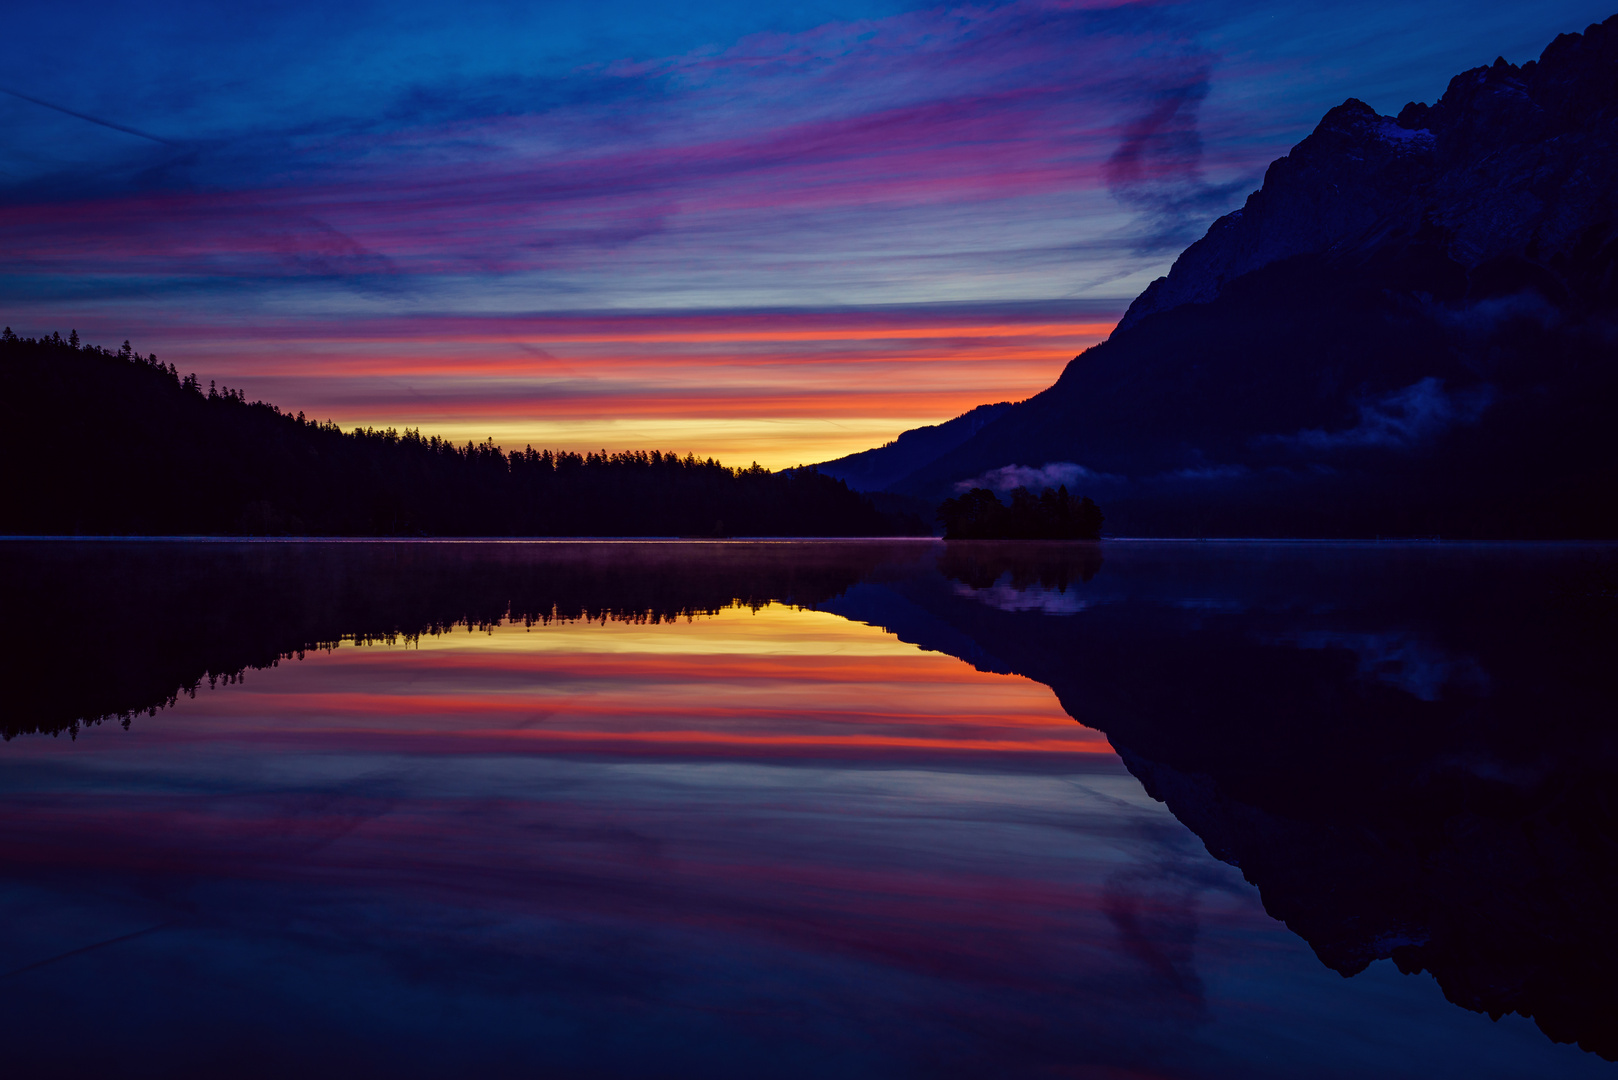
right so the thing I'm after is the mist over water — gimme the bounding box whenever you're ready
[0,540,1613,1077]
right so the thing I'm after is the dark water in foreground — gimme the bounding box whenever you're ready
[1,539,1615,1078]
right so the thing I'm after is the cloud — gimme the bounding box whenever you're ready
[954,461,1108,493]
[0,0,1246,309]
[1104,73,1256,251]
[1160,464,1249,482]
[1261,378,1493,452]
[952,580,1091,615]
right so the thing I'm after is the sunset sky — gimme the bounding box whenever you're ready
[4,1,1610,466]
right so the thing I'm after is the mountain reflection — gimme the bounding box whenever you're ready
[2,538,1615,1062]
[828,541,1618,1060]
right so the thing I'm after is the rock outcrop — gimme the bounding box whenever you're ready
[1121,23,1618,331]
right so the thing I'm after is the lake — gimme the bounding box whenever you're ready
[1,539,1614,1078]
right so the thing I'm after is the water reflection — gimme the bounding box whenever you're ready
[1,540,913,739]
[828,541,1618,1061]
[0,539,1614,1077]
[939,542,1104,615]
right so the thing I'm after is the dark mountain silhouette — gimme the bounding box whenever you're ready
[0,331,923,537]
[855,16,1618,538]
[812,401,1012,492]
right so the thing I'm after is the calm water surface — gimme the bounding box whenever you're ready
[0,540,1613,1078]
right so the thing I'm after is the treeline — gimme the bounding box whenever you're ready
[937,485,1103,539]
[0,330,926,536]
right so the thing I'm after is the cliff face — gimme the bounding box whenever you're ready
[1121,23,1618,332]
[890,16,1618,538]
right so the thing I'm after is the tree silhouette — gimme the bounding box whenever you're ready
[937,485,1103,539]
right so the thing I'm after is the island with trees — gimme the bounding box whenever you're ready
[936,485,1104,540]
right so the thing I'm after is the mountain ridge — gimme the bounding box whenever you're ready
[858,15,1618,537]
[810,400,1013,492]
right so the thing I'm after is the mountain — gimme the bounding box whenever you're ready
[875,16,1618,538]
[810,401,1012,491]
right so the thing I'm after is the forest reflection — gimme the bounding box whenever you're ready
[1,540,922,739]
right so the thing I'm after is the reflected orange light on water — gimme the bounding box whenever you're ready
[143,605,1110,758]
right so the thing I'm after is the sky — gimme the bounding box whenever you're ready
[3,0,1613,467]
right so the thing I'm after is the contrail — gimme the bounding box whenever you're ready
[0,85,177,146]
[0,922,174,980]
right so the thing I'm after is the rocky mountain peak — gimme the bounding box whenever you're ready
[1116,14,1618,334]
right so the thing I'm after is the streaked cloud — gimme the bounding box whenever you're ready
[956,461,1107,492]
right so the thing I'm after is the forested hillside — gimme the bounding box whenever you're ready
[0,330,921,537]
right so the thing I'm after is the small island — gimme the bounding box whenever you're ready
[936,485,1103,540]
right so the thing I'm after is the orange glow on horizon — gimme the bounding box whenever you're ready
[123,308,1119,467]
[216,321,1116,347]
